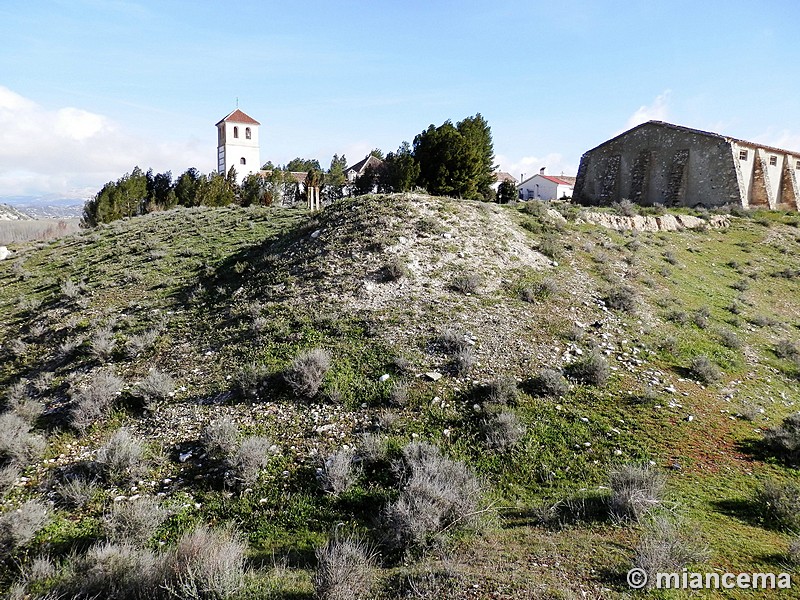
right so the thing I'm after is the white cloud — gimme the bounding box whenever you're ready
[624,90,671,130]
[496,153,578,182]
[0,86,207,200]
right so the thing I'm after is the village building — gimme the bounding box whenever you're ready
[216,109,261,185]
[344,155,384,183]
[518,168,575,201]
[573,120,800,210]
[491,171,518,193]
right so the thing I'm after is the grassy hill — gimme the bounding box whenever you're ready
[1,194,800,598]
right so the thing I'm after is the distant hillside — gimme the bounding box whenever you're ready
[0,203,33,221]
[1,194,800,598]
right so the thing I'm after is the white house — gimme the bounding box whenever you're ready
[518,168,575,201]
[216,109,261,185]
[344,155,384,183]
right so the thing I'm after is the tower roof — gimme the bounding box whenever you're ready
[215,109,260,127]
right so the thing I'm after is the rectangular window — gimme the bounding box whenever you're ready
[796,160,800,170]
[739,149,748,161]
[770,155,778,166]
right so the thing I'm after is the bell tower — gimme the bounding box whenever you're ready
[215,109,261,185]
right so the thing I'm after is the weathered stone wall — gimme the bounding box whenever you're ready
[574,122,743,208]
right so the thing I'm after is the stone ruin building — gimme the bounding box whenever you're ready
[573,121,800,210]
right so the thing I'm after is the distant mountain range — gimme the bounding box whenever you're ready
[0,197,84,219]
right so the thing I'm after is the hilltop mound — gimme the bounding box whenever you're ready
[0,203,33,221]
[2,194,800,598]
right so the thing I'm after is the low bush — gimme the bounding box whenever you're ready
[234,362,270,399]
[0,412,45,466]
[106,497,168,547]
[528,368,569,397]
[789,538,800,565]
[54,477,98,509]
[775,339,800,360]
[519,278,559,302]
[763,413,800,463]
[314,534,376,600]
[383,256,409,281]
[381,442,482,553]
[482,411,526,451]
[717,328,741,349]
[135,369,174,404]
[71,371,124,433]
[609,464,666,523]
[125,328,159,357]
[437,327,467,353]
[487,376,519,406]
[95,428,148,486]
[90,327,116,361]
[565,350,609,386]
[202,417,239,461]
[633,516,707,588]
[450,272,482,295]
[230,435,273,488]
[605,285,637,313]
[0,500,49,554]
[689,355,721,384]
[319,449,360,496]
[163,525,246,600]
[453,346,476,376]
[755,480,800,531]
[358,432,388,463]
[0,464,19,496]
[284,348,331,399]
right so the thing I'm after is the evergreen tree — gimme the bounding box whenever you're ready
[413,114,496,200]
[381,141,419,193]
[286,157,321,173]
[240,174,266,207]
[325,154,347,201]
[496,180,518,204]
[196,172,237,207]
[174,168,202,207]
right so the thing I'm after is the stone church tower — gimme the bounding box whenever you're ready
[215,109,260,185]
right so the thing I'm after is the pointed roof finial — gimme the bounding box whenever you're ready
[236,97,239,108]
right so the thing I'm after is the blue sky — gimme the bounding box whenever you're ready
[1,0,798,202]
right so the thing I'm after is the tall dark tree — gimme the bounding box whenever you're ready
[174,168,202,207]
[196,172,236,207]
[240,174,266,207]
[354,165,381,196]
[369,148,384,160]
[286,157,321,173]
[325,154,347,201]
[413,114,496,200]
[380,141,420,193]
[82,167,148,225]
[145,169,176,212]
[496,180,518,204]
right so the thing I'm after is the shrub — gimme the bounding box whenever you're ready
[775,339,800,360]
[633,516,707,588]
[453,346,476,375]
[689,355,721,384]
[482,411,526,451]
[314,535,376,600]
[383,256,409,281]
[230,435,273,488]
[0,412,45,466]
[487,376,519,406]
[565,349,609,386]
[763,413,800,463]
[0,464,19,496]
[63,541,162,600]
[90,327,116,361]
[529,368,568,397]
[789,537,800,565]
[613,198,637,217]
[125,329,159,357]
[233,362,270,399]
[358,433,388,463]
[163,525,246,600]
[450,272,482,294]
[755,480,800,531]
[95,428,147,485]
[202,417,239,461]
[437,327,467,353]
[609,464,666,523]
[519,278,559,302]
[106,497,168,547]
[135,369,175,403]
[717,328,741,349]
[0,500,49,553]
[284,348,331,398]
[605,285,637,312]
[71,371,124,433]
[54,477,98,509]
[319,449,360,496]
[663,250,678,265]
[692,307,710,329]
[538,235,563,260]
[381,442,482,553]
[389,381,410,406]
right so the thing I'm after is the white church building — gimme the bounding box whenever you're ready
[216,109,261,185]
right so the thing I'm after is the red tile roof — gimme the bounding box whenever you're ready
[541,174,575,186]
[215,109,260,126]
